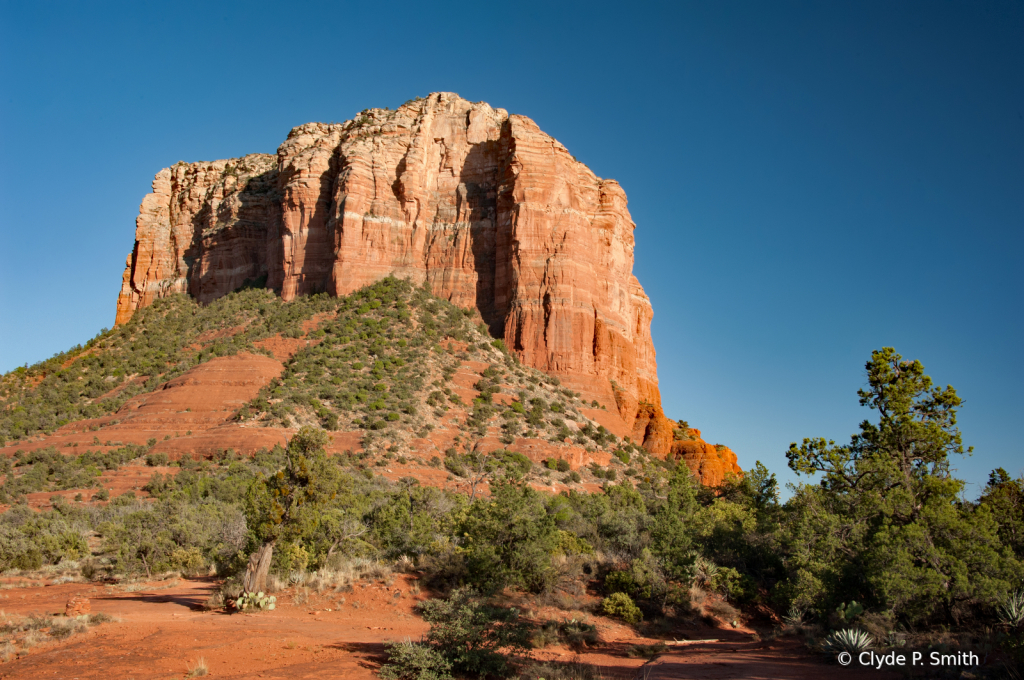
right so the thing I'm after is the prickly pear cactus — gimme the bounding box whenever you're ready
[235,591,277,611]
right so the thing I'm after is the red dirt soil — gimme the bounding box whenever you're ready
[0,575,898,680]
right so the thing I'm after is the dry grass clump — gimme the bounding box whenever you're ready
[291,587,310,606]
[530,618,600,651]
[270,558,397,599]
[21,630,41,649]
[518,658,602,680]
[219,579,244,600]
[683,586,741,627]
[0,610,117,658]
[203,591,225,610]
[209,557,404,612]
[111,571,181,593]
[705,597,739,624]
[48,617,89,640]
[186,656,208,677]
[325,557,395,585]
[0,611,53,634]
[530,620,561,648]
[0,561,87,588]
[626,641,667,658]
[536,589,591,613]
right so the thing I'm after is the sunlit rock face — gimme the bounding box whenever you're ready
[115,92,694,461]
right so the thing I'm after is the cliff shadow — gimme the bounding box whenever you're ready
[186,168,281,302]
[270,155,337,297]
[459,139,504,338]
[299,156,338,296]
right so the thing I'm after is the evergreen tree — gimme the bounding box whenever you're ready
[785,348,1021,622]
[242,426,341,593]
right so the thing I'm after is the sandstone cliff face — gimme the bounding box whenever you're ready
[670,428,744,486]
[115,154,279,325]
[115,93,688,459]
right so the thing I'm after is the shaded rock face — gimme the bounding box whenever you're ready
[115,93,673,455]
[116,154,280,324]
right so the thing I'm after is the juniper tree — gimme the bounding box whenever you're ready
[242,426,340,593]
[785,348,1021,622]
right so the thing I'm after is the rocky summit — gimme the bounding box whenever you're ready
[104,93,738,483]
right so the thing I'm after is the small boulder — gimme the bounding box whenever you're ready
[65,596,91,617]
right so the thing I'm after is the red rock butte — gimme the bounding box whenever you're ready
[114,92,740,478]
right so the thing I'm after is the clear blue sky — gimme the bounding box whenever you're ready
[1,1,1021,496]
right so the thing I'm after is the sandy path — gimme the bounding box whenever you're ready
[0,577,897,680]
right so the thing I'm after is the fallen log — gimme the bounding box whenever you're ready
[665,639,720,646]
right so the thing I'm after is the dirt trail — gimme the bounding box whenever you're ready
[0,575,898,680]
[636,637,899,679]
[0,576,427,679]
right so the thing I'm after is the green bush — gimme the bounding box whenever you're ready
[460,481,558,593]
[601,592,643,624]
[417,588,532,678]
[380,640,452,680]
[604,570,639,597]
[145,452,168,467]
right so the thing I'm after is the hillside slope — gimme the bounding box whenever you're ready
[2,278,738,493]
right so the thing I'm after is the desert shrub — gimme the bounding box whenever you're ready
[169,546,206,574]
[417,588,532,678]
[379,639,452,680]
[518,660,600,680]
[556,530,593,557]
[48,617,88,640]
[146,452,169,467]
[605,570,640,597]
[530,620,561,648]
[101,498,246,576]
[602,550,665,609]
[494,450,532,479]
[0,507,89,569]
[558,618,599,650]
[460,481,558,593]
[601,592,642,624]
[626,641,667,658]
[444,455,466,478]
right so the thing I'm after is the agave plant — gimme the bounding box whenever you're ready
[998,589,1024,628]
[823,628,873,655]
[783,606,806,627]
[692,556,719,589]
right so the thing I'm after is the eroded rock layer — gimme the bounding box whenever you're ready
[115,93,682,458]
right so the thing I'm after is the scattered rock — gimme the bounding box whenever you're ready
[65,596,91,616]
